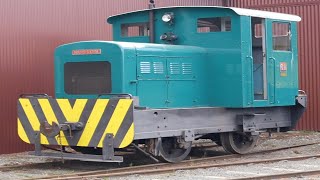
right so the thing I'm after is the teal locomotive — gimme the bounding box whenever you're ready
[18,5,306,163]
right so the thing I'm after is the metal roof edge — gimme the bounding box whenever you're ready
[107,6,301,24]
[230,7,301,22]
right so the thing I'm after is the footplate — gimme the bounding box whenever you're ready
[17,97,134,149]
[32,132,123,162]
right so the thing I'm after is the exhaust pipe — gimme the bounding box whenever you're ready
[149,0,155,43]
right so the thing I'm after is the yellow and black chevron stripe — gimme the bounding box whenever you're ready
[17,98,134,148]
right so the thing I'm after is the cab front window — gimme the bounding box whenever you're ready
[64,61,112,94]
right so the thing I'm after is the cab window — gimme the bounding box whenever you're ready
[272,22,291,51]
[121,22,149,37]
[197,17,231,33]
[64,61,111,94]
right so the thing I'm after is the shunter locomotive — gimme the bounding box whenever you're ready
[17,4,306,163]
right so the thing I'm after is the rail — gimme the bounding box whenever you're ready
[30,141,320,180]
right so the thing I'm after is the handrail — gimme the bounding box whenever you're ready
[97,93,133,99]
[298,90,306,95]
[19,93,49,98]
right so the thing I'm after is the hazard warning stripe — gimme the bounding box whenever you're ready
[38,99,69,145]
[18,99,50,145]
[56,99,88,123]
[113,103,134,148]
[119,123,134,148]
[87,99,119,147]
[60,99,96,146]
[17,102,35,144]
[29,98,57,145]
[17,98,134,149]
[77,99,109,146]
[46,98,72,145]
[17,118,30,143]
[97,99,132,147]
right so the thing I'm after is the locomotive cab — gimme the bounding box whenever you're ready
[109,6,301,108]
[17,6,306,163]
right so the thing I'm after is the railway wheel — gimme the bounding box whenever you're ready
[220,132,258,154]
[158,137,192,163]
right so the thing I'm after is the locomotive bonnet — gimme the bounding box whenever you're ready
[17,6,306,163]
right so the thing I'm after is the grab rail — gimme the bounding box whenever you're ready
[97,93,133,99]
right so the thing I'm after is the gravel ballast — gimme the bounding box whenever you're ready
[0,131,319,179]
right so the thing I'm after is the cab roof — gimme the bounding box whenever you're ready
[107,6,301,23]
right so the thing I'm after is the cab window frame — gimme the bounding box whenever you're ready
[271,21,292,52]
[121,22,150,37]
[64,61,112,95]
[197,16,232,33]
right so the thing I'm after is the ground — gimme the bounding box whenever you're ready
[0,131,320,179]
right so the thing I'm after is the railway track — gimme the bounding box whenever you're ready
[32,141,320,180]
[231,169,320,180]
[0,133,302,173]
[0,162,51,172]
[0,143,214,173]
[37,154,320,180]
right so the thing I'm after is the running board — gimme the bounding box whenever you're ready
[28,152,123,162]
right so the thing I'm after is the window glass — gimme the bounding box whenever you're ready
[272,22,291,51]
[254,24,263,38]
[197,17,231,33]
[121,22,149,37]
[64,62,111,94]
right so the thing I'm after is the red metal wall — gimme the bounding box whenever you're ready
[229,0,320,131]
[0,0,224,154]
[0,0,318,154]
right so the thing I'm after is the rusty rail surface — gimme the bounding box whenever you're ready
[38,154,320,180]
[231,169,320,180]
[32,141,320,180]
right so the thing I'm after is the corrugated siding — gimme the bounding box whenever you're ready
[230,0,320,131]
[230,0,320,7]
[0,0,318,154]
[0,0,224,154]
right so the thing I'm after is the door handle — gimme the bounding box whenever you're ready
[130,80,138,84]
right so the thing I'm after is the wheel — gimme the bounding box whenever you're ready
[220,132,258,154]
[158,137,192,163]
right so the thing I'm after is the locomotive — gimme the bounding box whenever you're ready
[17,5,306,163]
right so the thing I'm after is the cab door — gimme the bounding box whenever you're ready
[266,20,296,105]
[251,17,268,102]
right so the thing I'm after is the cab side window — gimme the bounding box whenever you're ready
[121,22,149,37]
[272,22,291,51]
[197,17,231,33]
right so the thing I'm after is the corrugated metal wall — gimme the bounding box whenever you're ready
[0,0,318,154]
[0,0,224,154]
[229,0,320,131]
